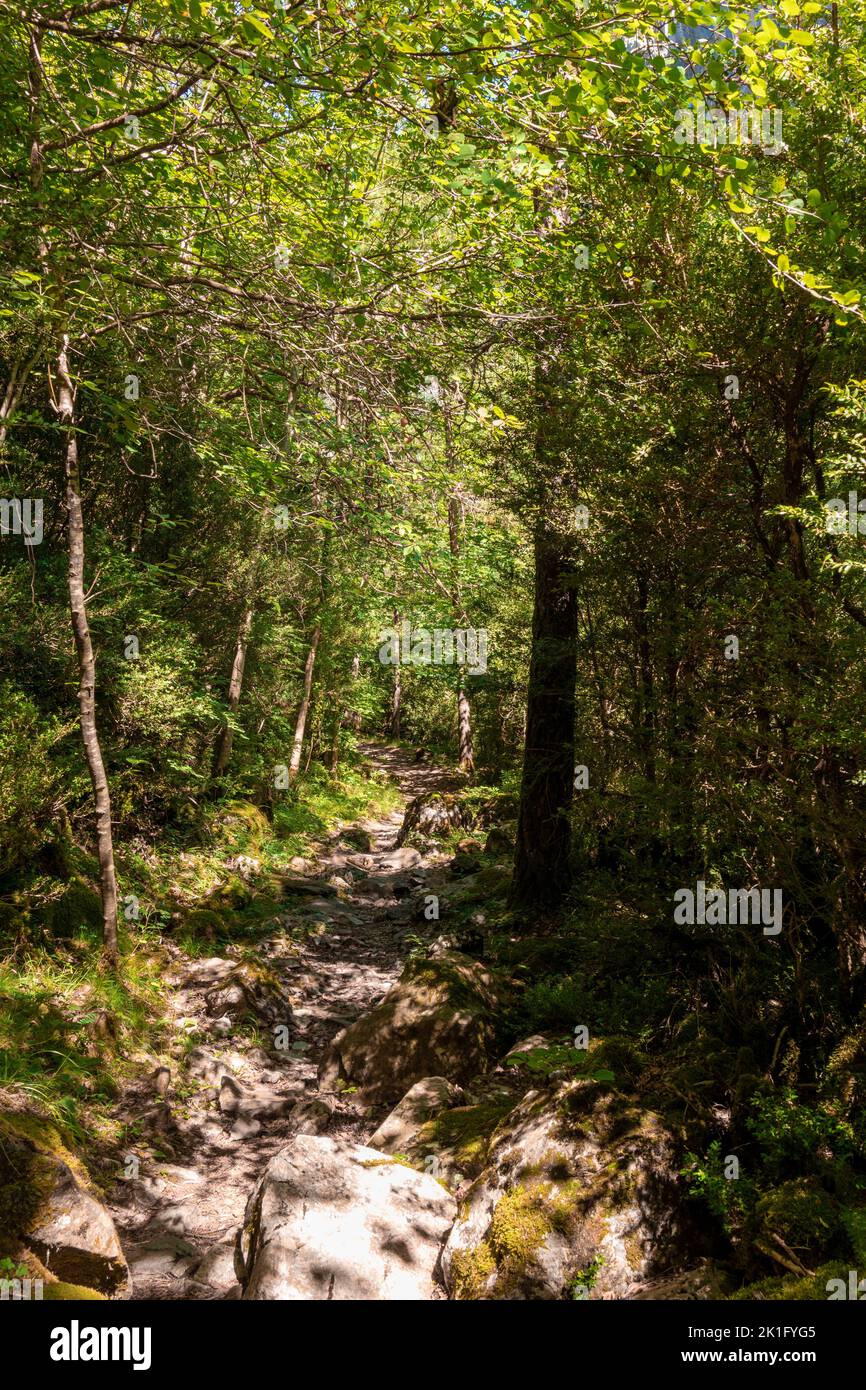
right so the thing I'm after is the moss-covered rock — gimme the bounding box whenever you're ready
[180,907,233,939]
[411,1096,516,1185]
[0,1104,128,1295]
[484,827,514,858]
[318,951,506,1107]
[443,1076,701,1300]
[206,874,253,911]
[43,1280,107,1300]
[203,957,295,1027]
[208,802,271,855]
[368,1077,463,1157]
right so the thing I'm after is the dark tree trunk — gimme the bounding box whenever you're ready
[509,527,578,912]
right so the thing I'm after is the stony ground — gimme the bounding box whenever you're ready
[106,743,462,1299]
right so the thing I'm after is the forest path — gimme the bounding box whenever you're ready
[106,741,457,1300]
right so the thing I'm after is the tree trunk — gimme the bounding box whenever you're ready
[57,338,120,969]
[329,710,342,772]
[509,526,578,913]
[288,625,321,780]
[457,681,473,768]
[213,604,254,777]
[348,652,362,732]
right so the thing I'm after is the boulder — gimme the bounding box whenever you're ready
[442,1079,697,1300]
[191,1232,241,1295]
[341,827,375,853]
[397,1094,517,1190]
[484,827,514,858]
[345,854,375,872]
[377,846,422,873]
[395,794,472,847]
[181,956,236,990]
[289,1097,334,1135]
[202,960,295,1028]
[238,1134,456,1300]
[317,951,503,1106]
[288,855,314,874]
[0,1108,128,1296]
[449,852,481,878]
[368,1077,464,1154]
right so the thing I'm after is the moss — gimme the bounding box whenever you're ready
[488,1183,554,1272]
[43,1281,106,1300]
[752,1179,840,1259]
[207,875,253,910]
[182,907,232,937]
[209,802,271,854]
[459,866,511,903]
[729,1261,850,1301]
[404,953,501,1013]
[450,1240,497,1300]
[43,882,102,940]
[418,1097,514,1176]
[0,1109,89,1256]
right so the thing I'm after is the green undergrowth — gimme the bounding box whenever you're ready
[0,756,395,1152]
[485,870,866,1300]
[269,764,401,855]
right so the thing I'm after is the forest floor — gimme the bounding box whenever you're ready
[105,742,464,1299]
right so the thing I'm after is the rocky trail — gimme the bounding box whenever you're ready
[12,741,715,1302]
[105,742,469,1300]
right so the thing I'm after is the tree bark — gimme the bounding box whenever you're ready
[57,338,120,968]
[509,525,578,912]
[288,624,321,780]
[456,681,473,769]
[213,604,254,777]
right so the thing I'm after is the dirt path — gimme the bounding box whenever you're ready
[107,742,458,1300]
